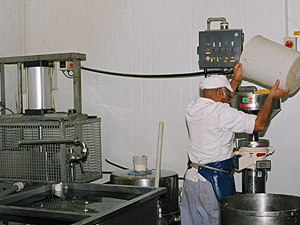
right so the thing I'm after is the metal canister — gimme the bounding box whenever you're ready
[24,61,53,113]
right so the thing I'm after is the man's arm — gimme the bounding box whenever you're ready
[254,79,290,132]
[231,63,242,94]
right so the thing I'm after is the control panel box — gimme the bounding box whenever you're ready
[198,29,244,69]
[59,60,74,70]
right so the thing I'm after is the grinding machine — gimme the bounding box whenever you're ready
[232,87,280,193]
[197,17,300,225]
[197,17,282,194]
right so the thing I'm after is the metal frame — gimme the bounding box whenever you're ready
[0,52,86,114]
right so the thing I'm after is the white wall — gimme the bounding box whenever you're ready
[1,0,300,195]
[0,0,25,112]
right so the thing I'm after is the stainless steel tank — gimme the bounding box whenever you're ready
[110,170,179,224]
[221,193,300,225]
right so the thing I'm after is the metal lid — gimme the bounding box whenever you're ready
[111,170,177,179]
[110,170,178,188]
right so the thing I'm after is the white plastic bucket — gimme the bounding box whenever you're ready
[240,35,300,94]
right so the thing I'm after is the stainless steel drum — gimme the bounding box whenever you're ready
[220,193,300,225]
[110,170,179,224]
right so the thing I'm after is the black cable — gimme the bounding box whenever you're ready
[105,158,129,170]
[102,171,113,174]
[62,71,73,79]
[0,106,14,114]
[81,66,230,78]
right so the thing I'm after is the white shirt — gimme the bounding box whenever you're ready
[185,97,257,182]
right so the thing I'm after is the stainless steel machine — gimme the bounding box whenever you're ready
[232,87,281,193]
[0,53,166,225]
[0,53,102,183]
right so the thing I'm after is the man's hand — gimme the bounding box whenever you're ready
[233,63,243,83]
[269,79,290,100]
[254,79,290,132]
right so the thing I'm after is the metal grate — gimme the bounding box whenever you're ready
[0,116,102,183]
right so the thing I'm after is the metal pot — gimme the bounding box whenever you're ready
[220,193,300,225]
[110,170,179,224]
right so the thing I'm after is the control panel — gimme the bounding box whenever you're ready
[59,60,74,71]
[198,29,244,69]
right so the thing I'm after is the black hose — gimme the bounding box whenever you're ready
[81,66,230,78]
[0,182,24,198]
[105,159,129,170]
[0,185,18,198]
[102,171,113,174]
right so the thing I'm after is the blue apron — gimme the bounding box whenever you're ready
[188,158,236,201]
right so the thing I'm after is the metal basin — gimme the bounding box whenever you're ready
[0,182,166,225]
[220,193,300,225]
[110,170,179,217]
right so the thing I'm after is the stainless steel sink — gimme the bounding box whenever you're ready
[0,182,166,225]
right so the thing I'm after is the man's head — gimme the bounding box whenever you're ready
[199,75,233,103]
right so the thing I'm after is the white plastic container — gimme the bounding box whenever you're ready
[133,155,148,172]
[240,35,300,94]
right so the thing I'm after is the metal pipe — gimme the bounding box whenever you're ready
[0,63,5,115]
[207,17,228,30]
[285,0,289,37]
[0,182,25,198]
[17,62,23,114]
[73,59,82,114]
[18,138,88,160]
[19,138,75,145]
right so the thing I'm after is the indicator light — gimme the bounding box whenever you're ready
[256,153,266,157]
[284,37,297,50]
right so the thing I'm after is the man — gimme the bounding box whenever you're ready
[180,63,290,225]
